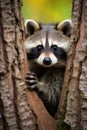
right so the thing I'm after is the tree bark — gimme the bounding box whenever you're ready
[0,0,37,129]
[57,0,87,130]
[0,0,56,130]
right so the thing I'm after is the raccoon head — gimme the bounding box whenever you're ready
[25,19,72,67]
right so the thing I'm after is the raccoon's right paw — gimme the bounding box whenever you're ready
[25,72,38,90]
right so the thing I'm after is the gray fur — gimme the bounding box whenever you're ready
[25,19,71,117]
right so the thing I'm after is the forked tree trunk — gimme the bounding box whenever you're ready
[57,0,87,130]
[0,0,87,130]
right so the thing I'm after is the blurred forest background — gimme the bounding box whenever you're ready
[22,0,72,23]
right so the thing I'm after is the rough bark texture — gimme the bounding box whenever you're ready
[0,0,56,130]
[0,0,37,130]
[57,0,87,130]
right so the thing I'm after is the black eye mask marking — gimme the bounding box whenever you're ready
[51,46,67,61]
[37,45,43,52]
[27,45,43,60]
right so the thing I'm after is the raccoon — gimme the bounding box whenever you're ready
[25,19,72,117]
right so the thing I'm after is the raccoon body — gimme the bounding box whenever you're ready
[25,19,71,117]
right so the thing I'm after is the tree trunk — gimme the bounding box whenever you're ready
[0,0,56,130]
[0,0,37,129]
[57,0,87,130]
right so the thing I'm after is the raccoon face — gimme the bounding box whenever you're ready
[25,19,72,67]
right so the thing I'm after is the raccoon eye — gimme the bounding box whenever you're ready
[51,45,58,51]
[37,45,43,51]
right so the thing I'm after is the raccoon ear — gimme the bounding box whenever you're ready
[57,20,72,37]
[25,19,40,36]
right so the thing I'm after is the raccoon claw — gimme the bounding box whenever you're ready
[25,72,38,89]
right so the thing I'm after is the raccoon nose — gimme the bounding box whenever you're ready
[43,57,52,65]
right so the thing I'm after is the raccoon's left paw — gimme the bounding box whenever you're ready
[25,72,38,89]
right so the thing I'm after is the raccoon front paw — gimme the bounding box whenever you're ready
[25,72,38,89]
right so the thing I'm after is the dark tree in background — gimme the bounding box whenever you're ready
[0,0,87,130]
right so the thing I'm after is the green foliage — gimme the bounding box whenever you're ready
[22,0,72,22]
